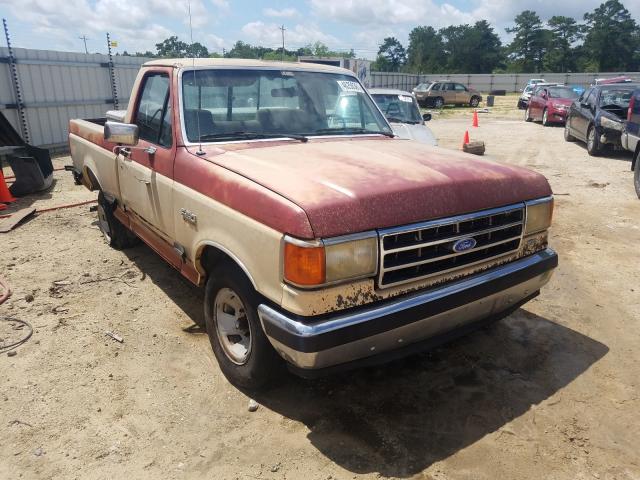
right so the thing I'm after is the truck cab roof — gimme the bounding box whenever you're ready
[143,58,354,76]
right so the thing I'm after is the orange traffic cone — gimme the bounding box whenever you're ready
[472,110,479,128]
[461,130,470,149]
[0,170,16,203]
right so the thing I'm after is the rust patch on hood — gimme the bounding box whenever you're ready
[200,138,552,239]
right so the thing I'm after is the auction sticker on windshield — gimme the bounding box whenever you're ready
[398,95,413,102]
[337,80,364,93]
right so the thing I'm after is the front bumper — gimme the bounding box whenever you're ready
[548,108,568,122]
[258,249,558,372]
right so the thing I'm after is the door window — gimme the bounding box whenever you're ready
[454,84,467,91]
[431,83,441,91]
[135,73,172,147]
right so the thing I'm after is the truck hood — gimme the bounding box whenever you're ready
[206,138,552,238]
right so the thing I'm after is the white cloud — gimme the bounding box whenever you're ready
[263,7,299,18]
[241,21,339,48]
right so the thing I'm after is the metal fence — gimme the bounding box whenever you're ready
[0,47,151,150]
[371,72,640,93]
[3,46,640,151]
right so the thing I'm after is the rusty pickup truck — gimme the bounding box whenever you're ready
[69,58,557,389]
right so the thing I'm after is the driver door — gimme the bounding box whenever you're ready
[118,70,175,238]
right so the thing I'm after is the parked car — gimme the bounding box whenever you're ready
[68,58,557,389]
[527,78,547,86]
[414,81,482,108]
[369,88,437,145]
[565,83,637,156]
[595,76,634,85]
[621,87,640,198]
[412,82,432,97]
[525,85,579,126]
[517,84,535,110]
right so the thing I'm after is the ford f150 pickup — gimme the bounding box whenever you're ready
[69,58,557,389]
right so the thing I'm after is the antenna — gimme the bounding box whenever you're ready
[187,0,205,155]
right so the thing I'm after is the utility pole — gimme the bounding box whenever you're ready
[279,24,286,61]
[79,35,89,54]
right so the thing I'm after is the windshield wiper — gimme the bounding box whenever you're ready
[198,131,308,142]
[310,127,395,138]
[386,117,420,124]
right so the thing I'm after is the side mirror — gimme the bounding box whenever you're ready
[422,113,432,122]
[104,121,139,146]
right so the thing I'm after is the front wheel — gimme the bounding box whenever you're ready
[564,122,576,142]
[433,97,444,109]
[542,109,550,126]
[204,262,283,390]
[587,125,601,156]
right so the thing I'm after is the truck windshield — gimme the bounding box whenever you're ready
[371,93,422,124]
[181,69,392,142]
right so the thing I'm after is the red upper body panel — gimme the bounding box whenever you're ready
[182,137,552,239]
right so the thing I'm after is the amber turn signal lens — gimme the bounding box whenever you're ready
[284,242,326,286]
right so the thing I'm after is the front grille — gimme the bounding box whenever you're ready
[378,204,525,288]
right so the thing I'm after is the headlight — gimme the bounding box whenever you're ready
[525,197,554,234]
[283,233,378,287]
[600,116,623,131]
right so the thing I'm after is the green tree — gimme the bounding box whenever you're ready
[583,0,639,71]
[377,37,406,72]
[544,16,583,72]
[155,36,209,58]
[439,21,503,73]
[506,10,551,72]
[406,26,445,73]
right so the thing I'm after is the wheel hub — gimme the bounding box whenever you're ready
[214,288,252,365]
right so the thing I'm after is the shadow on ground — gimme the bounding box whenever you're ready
[124,242,608,478]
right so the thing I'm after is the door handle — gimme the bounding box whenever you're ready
[120,147,131,158]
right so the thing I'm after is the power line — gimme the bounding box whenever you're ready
[79,34,89,54]
[279,24,286,61]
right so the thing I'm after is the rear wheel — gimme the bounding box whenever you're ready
[524,107,532,122]
[634,150,640,199]
[96,191,139,249]
[204,262,282,390]
[564,121,576,142]
[587,125,601,156]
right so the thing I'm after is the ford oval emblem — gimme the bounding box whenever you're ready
[452,237,477,253]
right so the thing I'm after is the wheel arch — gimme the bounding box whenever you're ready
[196,241,259,290]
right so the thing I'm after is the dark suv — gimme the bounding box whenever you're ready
[564,83,637,156]
[621,87,640,198]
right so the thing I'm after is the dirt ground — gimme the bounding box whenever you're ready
[1,100,639,480]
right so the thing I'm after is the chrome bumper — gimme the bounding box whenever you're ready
[258,249,558,371]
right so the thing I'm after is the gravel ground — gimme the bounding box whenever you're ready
[1,106,639,480]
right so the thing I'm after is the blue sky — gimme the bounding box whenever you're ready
[2,0,640,59]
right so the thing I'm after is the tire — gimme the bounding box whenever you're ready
[96,191,139,249]
[524,107,532,122]
[564,121,576,142]
[587,125,601,156]
[470,96,480,108]
[434,97,444,109]
[542,109,550,126]
[634,151,640,199]
[204,262,283,390]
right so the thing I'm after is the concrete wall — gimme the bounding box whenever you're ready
[370,72,640,93]
[0,47,150,150]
